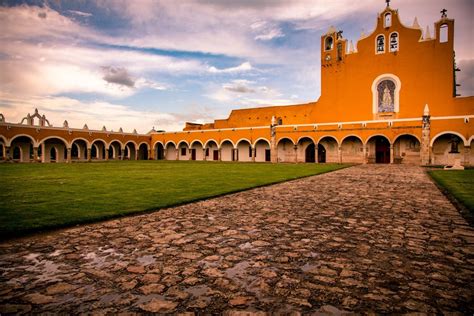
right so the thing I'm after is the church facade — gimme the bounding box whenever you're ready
[1,4,473,165]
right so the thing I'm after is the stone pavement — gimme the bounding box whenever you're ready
[0,165,473,314]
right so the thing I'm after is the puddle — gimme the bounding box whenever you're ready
[137,255,156,266]
[82,248,122,268]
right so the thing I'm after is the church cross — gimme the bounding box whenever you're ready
[441,8,447,18]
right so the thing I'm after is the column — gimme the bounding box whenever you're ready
[464,146,470,166]
[135,149,139,160]
[234,148,239,162]
[87,148,92,162]
[314,143,319,163]
[175,149,179,161]
[294,145,298,163]
[362,145,367,164]
[41,143,46,163]
[105,148,109,161]
[67,148,72,163]
[390,145,394,164]
[33,147,39,162]
[189,149,193,160]
[270,138,277,163]
[218,148,222,161]
[5,146,10,161]
[148,149,152,160]
[338,146,342,164]
[203,148,207,161]
[121,148,125,160]
[251,147,256,162]
[421,106,431,165]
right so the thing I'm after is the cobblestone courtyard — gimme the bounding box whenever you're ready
[1,165,473,314]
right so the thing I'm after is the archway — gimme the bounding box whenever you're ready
[431,133,464,166]
[10,136,35,162]
[254,139,271,162]
[297,137,315,163]
[236,139,252,162]
[71,139,88,161]
[205,140,219,161]
[138,143,148,160]
[91,140,106,160]
[367,135,391,164]
[154,142,164,160]
[165,142,177,160]
[0,143,4,159]
[40,137,67,163]
[124,142,137,160]
[177,141,189,161]
[393,135,420,164]
[318,136,338,163]
[190,141,204,161]
[220,140,234,161]
[341,136,364,163]
[108,141,122,160]
[277,138,295,163]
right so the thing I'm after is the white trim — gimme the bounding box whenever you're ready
[177,140,189,148]
[108,139,124,148]
[365,134,392,146]
[431,115,474,120]
[276,137,295,146]
[318,135,340,146]
[393,133,421,144]
[296,136,316,144]
[371,73,401,114]
[190,139,204,148]
[39,136,69,147]
[389,31,399,52]
[430,131,468,147]
[235,138,252,147]
[91,138,107,147]
[375,34,385,54]
[468,135,473,144]
[138,142,149,150]
[253,138,271,148]
[70,137,90,148]
[204,139,219,148]
[341,134,364,144]
[152,140,164,149]
[219,139,235,149]
[7,134,37,147]
[124,140,138,149]
[164,140,177,148]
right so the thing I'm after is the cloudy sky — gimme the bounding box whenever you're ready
[0,0,472,133]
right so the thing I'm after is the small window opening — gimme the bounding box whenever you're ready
[440,24,448,43]
[376,35,385,53]
[325,36,334,50]
[390,33,398,52]
[337,42,343,61]
[181,147,187,156]
[384,13,392,28]
[248,146,252,158]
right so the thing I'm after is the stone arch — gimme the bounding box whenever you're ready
[431,132,466,166]
[318,136,339,163]
[165,141,177,160]
[220,139,235,161]
[91,139,107,160]
[190,140,204,161]
[371,73,401,114]
[393,134,421,164]
[153,141,165,160]
[341,135,364,163]
[277,137,296,163]
[71,138,88,161]
[254,138,271,162]
[297,137,315,163]
[236,138,252,162]
[205,139,219,161]
[124,141,137,160]
[108,140,123,160]
[430,131,467,147]
[177,140,189,161]
[9,135,35,162]
[40,137,68,163]
[137,143,148,160]
[0,142,4,160]
[366,134,391,164]
[8,134,37,147]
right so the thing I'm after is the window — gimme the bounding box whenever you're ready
[389,32,398,52]
[248,146,252,157]
[376,35,385,53]
[325,36,333,51]
[206,148,209,156]
[384,13,392,28]
[377,79,396,112]
[181,147,187,156]
[440,24,448,43]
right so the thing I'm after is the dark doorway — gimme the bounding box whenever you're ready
[213,150,219,161]
[318,144,326,163]
[265,149,271,162]
[156,144,164,160]
[13,147,21,160]
[191,149,196,160]
[375,137,390,163]
[50,147,57,162]
[305,144,315,162]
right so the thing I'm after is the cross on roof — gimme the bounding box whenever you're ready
[441,8,447,18]
[386,0,390,7]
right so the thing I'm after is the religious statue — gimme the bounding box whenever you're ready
[378,80,395,112]
[382,84,392,107]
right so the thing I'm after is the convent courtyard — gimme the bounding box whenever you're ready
[0,165,472,314]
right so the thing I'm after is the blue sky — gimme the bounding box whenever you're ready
[0,0,472,132]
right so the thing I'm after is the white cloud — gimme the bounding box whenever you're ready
[208,62,253,73]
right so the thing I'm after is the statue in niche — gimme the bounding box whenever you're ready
[377,80,395,112]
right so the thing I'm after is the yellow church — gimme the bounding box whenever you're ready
[0,3,473,165]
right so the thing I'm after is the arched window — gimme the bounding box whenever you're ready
[377,80,396,112]
[384,13,392,28]
[325,36,333,50]
[376,35,385,53]
[389,32,398,52]
[440,24,448,43]
[337,42,343,60]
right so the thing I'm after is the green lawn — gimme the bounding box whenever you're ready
[0,161,348,238]
[429,169,474,213]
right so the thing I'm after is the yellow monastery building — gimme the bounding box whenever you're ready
[0,4,473,165]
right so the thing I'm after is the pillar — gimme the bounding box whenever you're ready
[203,148,207,161]
[362,145,367,164]
[67,148,72,163]
[314,143,319,163]
[175,148,179,161]
[87,148,92,162]
[5,146,10,161]
[251,147,256,162]
[189,149,193,160]
[421,105,431,165]
[338,146,342,164]
[218,148,222,161]
[234,148,239,162]
[270,138,277,163]
[121,148,125,160]
[148,149,152,160]
[294,145,298,163]
[41,143,45,163]
[105,148,109,161]
[464,146,470,166]
[33,147,39,162]
[390,145,394,164]
[135,149,139,160]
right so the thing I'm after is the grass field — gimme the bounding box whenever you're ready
[0,161,347,238]
[429,169,474,213]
